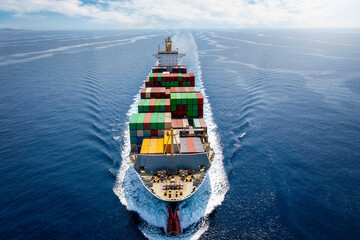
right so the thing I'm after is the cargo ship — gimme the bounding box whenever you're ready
[129,37,214,235]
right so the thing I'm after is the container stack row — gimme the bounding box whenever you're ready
[138,99,171,113]
[180,137,204,153]
[145,73,195,88]
[140,135,204,154]
[140,87,170,99]
[129,113,171,144]
[170,92,204,118]
[170,87,201,93]
[151,66,187,73]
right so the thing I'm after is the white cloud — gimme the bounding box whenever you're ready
[0,0,359,28]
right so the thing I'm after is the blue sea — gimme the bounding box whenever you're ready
[0,29,359,239]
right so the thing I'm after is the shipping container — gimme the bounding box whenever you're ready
[140,139,151,154]
[164,131,180,153]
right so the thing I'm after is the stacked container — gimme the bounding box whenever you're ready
[192,118,207,133]
[171,119,189,129]
[170,92,204,118]
[129,62,208,154]
[152,66,187,73]
[170,87,200,93]
[140,138,164,154]
[140,87,170,99]
[180,137,204,153]
[145,73,195,88]
[138,99,171,113]
[129,113,171,144]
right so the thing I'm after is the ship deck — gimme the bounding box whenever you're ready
[139,172,206,202]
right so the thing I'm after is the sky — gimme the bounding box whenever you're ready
[0,0,359,30]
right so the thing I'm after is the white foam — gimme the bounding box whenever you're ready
[0,34,162,66]
[0,53,53,66]
[113,32,229,239]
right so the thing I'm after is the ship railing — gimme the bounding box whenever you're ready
[162,184,183,190]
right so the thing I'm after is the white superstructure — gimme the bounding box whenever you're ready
[153,37,185,67]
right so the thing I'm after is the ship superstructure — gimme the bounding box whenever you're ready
[128,37,214,234]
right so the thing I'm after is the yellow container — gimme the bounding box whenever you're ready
[157,139,164,154]
[163,132,180,153]
[164,133,172,145]
[149,138,158,154]
[140,139,150,154]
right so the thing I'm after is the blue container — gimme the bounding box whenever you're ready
[137,137,144,145]
[130,137,137,144]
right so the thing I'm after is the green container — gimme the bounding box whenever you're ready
[161,82,165,87]
[149,73,154,82]
[193,104,198,110]
[144,130,151,137]
[160,99,166,112]
[129,113,138,130]
[151,113,158,129]
[192,93,198,104]
[170,93,176,105]
[187,110,192,117]
[171,105,176,111]
[178,73,182,81]
[158,113,165,129]
[138,99,144,112]
[157,73,162,82]
[174,81,179,87]
[193,110,198,117]
[185,93,190,104]
[194,118,201,128]
[176,93,181,105]
[194,87,200,92]
[144,99,150,112]
[136,113,145,130]
[181,93,186,105]
[188,104,193,111]
[155,99,160,112]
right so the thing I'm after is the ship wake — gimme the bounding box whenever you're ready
[113,32,229,239]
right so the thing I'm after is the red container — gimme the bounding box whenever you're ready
[144,113,152,129]
[140,88,146,98]
[199,118,207,132]
[165,99,171,111]
[171,119,178,129]
[196,93,203,104]
[149,99,155,112]
[151,129,158,136]
[186,138,196,153]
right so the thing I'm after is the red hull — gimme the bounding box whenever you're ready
[167,206,181,235]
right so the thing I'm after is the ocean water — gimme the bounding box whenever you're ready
[0,29,359,239]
